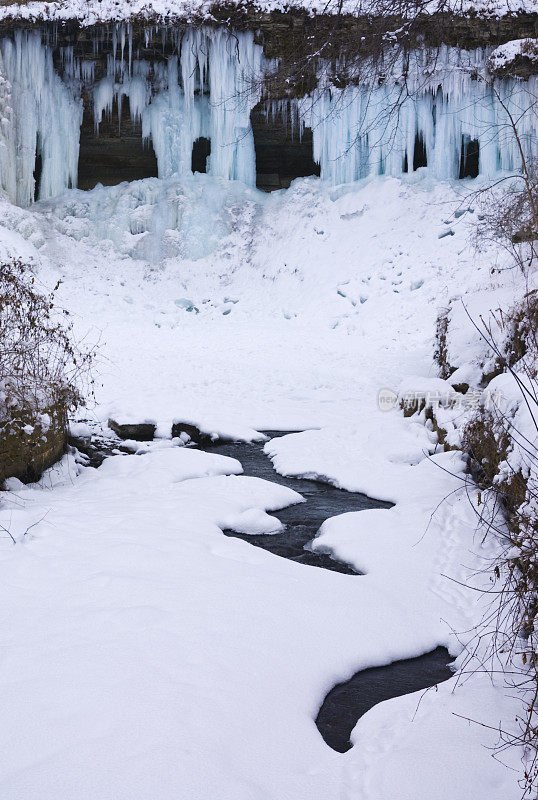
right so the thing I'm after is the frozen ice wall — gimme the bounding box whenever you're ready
[0,25,263,207]
[0,31,82,206]
[93,27,263,185]
[94,32,538,189]
[0,51,16,203]
[297,47,538,183]
[0,26,536,206]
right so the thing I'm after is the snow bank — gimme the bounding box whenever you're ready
[264,417,435,504]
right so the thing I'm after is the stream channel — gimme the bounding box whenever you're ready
[202,431,454,752]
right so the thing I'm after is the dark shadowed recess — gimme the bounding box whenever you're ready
[77,94,158,190]
[33,147,43,202]
[251,104,320,191]
[192,136,211,174]
[202,431,391,574]
[460,135,480,179]
[316,647,454,752]
[402,132,428,173]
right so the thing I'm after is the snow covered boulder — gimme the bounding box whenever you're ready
[108,419,156,442]
[488,39,538,77]
[0,404,67,486]
[397,376,459,417]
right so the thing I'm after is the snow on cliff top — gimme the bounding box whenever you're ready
[488,36,538,69]
[0,0,535,26]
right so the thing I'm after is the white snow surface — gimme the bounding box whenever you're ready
[0,171,528,798]
[489,36,538,69]
[0,0,535,24]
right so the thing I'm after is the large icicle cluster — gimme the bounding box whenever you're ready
[0,25,263,206]
[0,26,537,206]
[0,51,15,203]
[0,31,82,206]
[298,47,538,183]
[92,27,263,185]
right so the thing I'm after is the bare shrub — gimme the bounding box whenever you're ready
[502,291,538,373]
[462,410,511,487]
[461,393,538,797]
[478,171,538,277]
[434,306,454,379]
[453,295,538,796]
[0,259,93,428]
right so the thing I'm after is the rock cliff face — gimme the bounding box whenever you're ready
[2,8,538,50]
[211,7,538,62]
[0,407,67,486]
[77,95,159,189]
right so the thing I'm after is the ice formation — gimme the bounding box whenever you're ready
[0,26,536,206]
[299,47,538,183]
[42,173,261,263]
[93,27,264,185]
[0,26,263,206]
[0,31,82,206]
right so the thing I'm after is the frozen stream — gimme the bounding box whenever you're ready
[202,432,391,574]
[72,425,455,754]
[316,647,453,752]
[199,432,454,750]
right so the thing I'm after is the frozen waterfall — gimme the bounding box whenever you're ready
[93,27,263,185]
[0,31,82,206]
[298,48,538,183]
[0,27,536,206]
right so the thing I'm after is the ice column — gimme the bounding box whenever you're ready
[206,27,262,184]
[0,31,82,206]
[0,51,16,202]
[141,33,210,179]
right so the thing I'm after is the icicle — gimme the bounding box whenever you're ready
[0,30,82,206]
[93,75,115,130]
[298,47,538,185]
[117,90,122,133]
[0,50,16,202]
[128,24,133,76]
[81,60,95,83]
[180,30,194,110]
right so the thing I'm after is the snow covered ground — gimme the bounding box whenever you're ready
[0,172,527,798]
